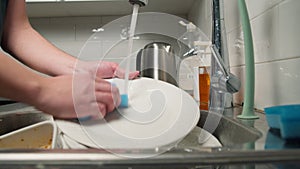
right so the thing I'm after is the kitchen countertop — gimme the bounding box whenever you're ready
[225,106,300,151]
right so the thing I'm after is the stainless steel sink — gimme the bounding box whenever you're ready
[1,103,300,169]
[0,103,52,136]
[0,103,262,150]
[197,110,262,149]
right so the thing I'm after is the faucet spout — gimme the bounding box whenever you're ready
[129,0,148,6]
[210,45,241,93]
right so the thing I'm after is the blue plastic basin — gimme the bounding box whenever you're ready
[264,104,300,139]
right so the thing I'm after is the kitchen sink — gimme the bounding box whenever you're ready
[1,103,300,169]
[197,110,262,149]
[0,103,262,150]
[0,104,53,136]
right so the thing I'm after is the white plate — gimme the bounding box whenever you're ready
[56,120,98,148]
[61,133,89,149]
[57,78,200,151]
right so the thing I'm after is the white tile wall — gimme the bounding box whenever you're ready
[29,13,192,88]
[231,57,300,109]
[188,0,212,40]
[256,58,300,107]
[228,4,281,66]
[29,0,300,111]
[246,0,284,19]
[52,41,86,57]
[224,0,240,33]
[189,0,300,110]
[278,0,300,59]
[77,41,103,61]
[251,5,280,63]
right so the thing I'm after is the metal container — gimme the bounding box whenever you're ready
[0,120,61,149]
[136,42,178,86]
[0,104,62,149]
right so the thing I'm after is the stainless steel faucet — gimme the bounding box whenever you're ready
[179,43,241,110]
[210,45,240,94]
[208,0,241,111]
[129,0,148,6]
[209,45,241,111]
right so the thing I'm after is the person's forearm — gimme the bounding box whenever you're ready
[3,26,77,76]
[2,0,77,76]
[0,52,44,105]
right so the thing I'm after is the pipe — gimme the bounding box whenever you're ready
[237,0,258,119]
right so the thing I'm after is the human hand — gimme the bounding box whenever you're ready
[98,61,140,79]
[35,72,120,119]
[35,60,138,119]
[77,61,139,79]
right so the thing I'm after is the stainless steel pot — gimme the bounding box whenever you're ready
[136,42,178,86]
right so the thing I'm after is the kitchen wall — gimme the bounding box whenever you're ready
[30,15,150,63]
[29,13,196,90]
[189,0,300,110]
[29,0,300,111]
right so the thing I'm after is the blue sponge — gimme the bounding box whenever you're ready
[119,94,128,108]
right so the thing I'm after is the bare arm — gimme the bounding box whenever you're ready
[0,0,136,119]
[0,52,120,119]
[0,52,44,105]
[0,0,120,118]
[1,0,139,78]
[2,0,76,76]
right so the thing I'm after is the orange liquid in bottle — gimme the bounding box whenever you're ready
[199,67,210,110]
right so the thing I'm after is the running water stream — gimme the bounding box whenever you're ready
[122,4,140,106]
